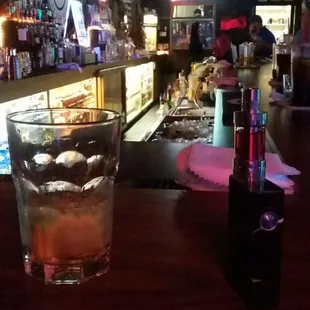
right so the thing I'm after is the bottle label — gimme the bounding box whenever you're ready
[35,37,40,44]
[18,28,27,41]
[58,47,64,58]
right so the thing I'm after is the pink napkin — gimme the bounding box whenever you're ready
[176,144,300,194]
[176,145,226,191]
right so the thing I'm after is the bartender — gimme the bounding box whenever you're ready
[249,15,276,57]
[186,8,204,75]
[294,0,310,44]
[189,9,204,62]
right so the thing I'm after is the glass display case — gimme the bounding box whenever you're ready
[97,66,126,124]
[125,62,154,123]
[0,58,156,174]
[0,92,48,174]
[141,62,154,108]
[49,78,97,109]
[170,3,216,50]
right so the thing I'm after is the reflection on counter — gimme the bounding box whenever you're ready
[0,92,48,174]
[49,78,96,108]
[126,62,154,123]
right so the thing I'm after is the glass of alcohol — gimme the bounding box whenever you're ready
[6,108,121,284]
[291,44,310,106]
[272,42,291,81]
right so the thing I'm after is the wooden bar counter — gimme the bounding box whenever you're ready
[0,64,310,310]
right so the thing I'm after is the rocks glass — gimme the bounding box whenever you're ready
[6,108,121,284]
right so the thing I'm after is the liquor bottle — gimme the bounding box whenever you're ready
[167,83,173,109]
[56,38,64,65]
[23,0,32,20]
[43,38,54,67]
[8,48,21,81]
[227,87,284,308]
[157,94,168,116]
[15,3,21,19]
[17,21,28,52]
[178,70,188,98]
[8,0,16,19]
[41,0,53,22]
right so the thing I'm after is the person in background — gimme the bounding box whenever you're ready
[218,11,251,62]
[189,9,204,62]
[249,15,276,57]
[213,30,233,63]
[294,0,310,44]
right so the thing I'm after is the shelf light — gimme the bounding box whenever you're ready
[0,17,6,48]
[143,14,158,25]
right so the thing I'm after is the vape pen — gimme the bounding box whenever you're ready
[233,87,267,190]
[227,87,284,308]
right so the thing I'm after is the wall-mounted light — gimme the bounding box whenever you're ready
[0,17,7,48]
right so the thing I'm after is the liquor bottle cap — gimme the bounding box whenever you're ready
[9,48,17,56]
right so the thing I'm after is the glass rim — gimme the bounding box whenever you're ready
[6,107,121,127]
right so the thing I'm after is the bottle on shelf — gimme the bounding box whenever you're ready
[41,0,53,22]
[8,0,16,19]
[1,0,65,76]
[8,48,21,81]
[157,93,169,116]
[167,83,173,109]
[178,70,188,98]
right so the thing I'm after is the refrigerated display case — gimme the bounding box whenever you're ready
[97,65,126,124]
[141,62,154,108]
[49,78,97,109]
[170,1,216,51]
[256,4,292,41]
[126,65,143,123]
[125,62,155,123]
[0,92,48,174]
[0,56,159,175]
